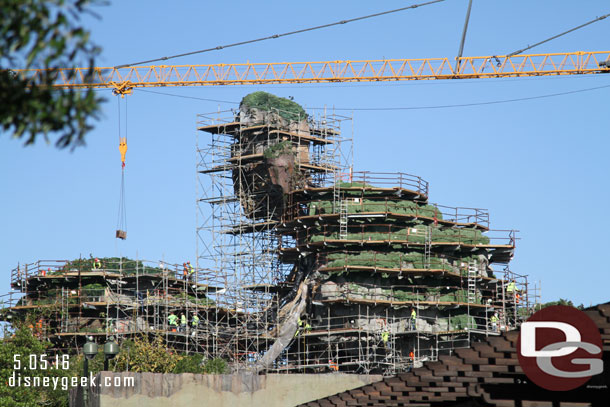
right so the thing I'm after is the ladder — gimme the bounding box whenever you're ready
[467,261,478,304]
[333,174,341,213]
[60,287,68,333]
[339,199,348,240]
[494,278,503,305]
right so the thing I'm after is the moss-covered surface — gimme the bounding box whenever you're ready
[263,140,295,159]
[322,251,484,275]
[303,178,493,318]
[329,280,479,305]
[308,225,489,245]
[52,257,165,275]
[240,91,307,122]
[325,251,448,271]
[308,198,441,218]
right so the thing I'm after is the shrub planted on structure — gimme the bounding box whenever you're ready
[240,91,307,122]
[308,224,488,245]
[61,257,165,275]
[308,198,442,219]
[333,281,476,305]
[324,251,452,271]
[263,140,295,159]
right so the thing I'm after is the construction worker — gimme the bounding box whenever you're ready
[295,317,304,337]
[304,318,311,333]
[328,359,339,372]
[191,313,200,329]
[168,312,178,331]
[490,312,499,332]
[294,316,312,337]
[506,279,516,295]
[410,308,417,331]
[180,313,187,332]
[187,261,195,282]
[183,262,194,281]
[92,257,101,270]
[506,279,520,307]
[409,349,415,366]
[381,329,389,346]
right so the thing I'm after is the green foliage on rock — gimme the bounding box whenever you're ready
[308,198,442,219]
[309,225,488,245]
[263,140,294,159]
[240,91,307,122]
[336,281,476,304]
[325,251,453,272]
[1,0,104,148]
[61,257,164,275]
[336,181,374,189]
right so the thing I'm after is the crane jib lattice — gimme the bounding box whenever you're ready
[7,51,610,95]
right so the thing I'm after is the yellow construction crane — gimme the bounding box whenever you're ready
[13,51,610,95]
[14,50,609,241]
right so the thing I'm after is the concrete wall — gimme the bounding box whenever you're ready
[83,372,381,407]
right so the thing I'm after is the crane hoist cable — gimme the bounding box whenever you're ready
[116,96,127,240]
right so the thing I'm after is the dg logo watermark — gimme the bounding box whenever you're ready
[517,305,604,391]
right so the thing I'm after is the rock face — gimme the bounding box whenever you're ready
[231,93,313,220]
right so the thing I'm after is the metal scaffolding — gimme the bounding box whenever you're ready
[193,104,537,375]
[0,102,538,377]
[0,258,222,356]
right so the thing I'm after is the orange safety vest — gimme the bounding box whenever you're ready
[409,352,414,360]
[328,360,339,371]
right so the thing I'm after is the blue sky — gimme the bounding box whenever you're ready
[1,0,609,306]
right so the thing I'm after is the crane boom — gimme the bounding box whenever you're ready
[13,51,610,94]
